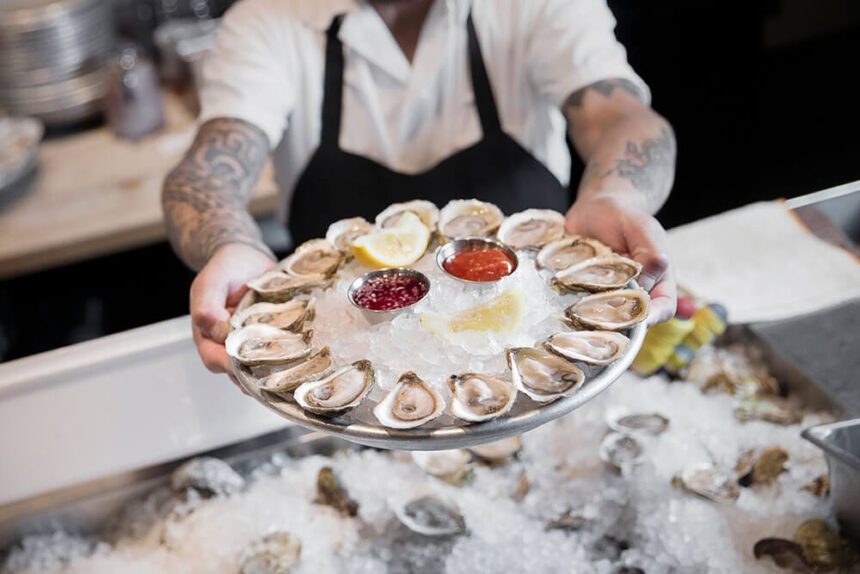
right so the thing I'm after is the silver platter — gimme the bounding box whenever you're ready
[234,282,647,451]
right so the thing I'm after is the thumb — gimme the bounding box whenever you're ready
[191,271,232,344]
[625,218,669,293]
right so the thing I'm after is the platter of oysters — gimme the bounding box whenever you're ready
[228,199,649,450]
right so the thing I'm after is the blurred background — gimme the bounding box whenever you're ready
[0,0,858,362]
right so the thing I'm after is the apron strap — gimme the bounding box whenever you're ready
[321,14,346,147]
[466,13,503,136]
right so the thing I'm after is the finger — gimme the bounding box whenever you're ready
[625,218,669,292]
[196,332,232,374]
[647,270,678,326]
[190,272,232,343]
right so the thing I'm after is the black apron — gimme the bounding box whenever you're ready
[288,13,568,245]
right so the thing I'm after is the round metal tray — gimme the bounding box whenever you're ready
[234,282,648,451]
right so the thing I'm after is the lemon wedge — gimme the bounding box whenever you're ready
[420,289,525,335]
[352,211,431,268]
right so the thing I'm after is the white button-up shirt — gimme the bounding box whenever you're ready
[199,0,648,222]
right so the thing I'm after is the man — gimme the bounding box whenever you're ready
[162,0,677,379]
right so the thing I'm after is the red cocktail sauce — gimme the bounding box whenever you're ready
[352,274,428,311]
[443,248,514,282]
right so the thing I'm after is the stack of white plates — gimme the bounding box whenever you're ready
[0,0,113,126]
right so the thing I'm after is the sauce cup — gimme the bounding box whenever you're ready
[348,268,431,325]
[435,237,519,286]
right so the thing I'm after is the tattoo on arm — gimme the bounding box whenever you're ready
[162,118,273,270]
[565,78,643,108]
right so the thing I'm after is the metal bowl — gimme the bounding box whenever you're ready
[435,237,519,286]
[347,268,431,325]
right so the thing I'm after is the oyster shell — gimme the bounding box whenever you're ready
[325,217,373,254]
[606,409,669,435]
[672,462,740,504]
[447,373,517,422]
[599,432,643,472]
[543,331,630,365]
[411,450,472,485]
[506,347,585,403]
[438,199,504,240]
[496,209,565,250]
[536,236,612,272]
[373,372,445,429]
[170,457,245,497]
[247,270,330,302]
[565,289,650,331]
[375,199,440,231]
[230,298,315,332]
[736,446,789,487]
[315,466,358,517]
[553,254,642,292]
[395,496,466,537]
[255,347,334,394]
[468,436,522,464]
[240,531,301,574]
[280,238,342,279]
[226,326,313,366]
[294,360,375,416]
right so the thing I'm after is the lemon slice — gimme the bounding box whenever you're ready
[352,211,431,268]
[420,289,525,335]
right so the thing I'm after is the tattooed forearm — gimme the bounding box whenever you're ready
[161,118,273,270]
[565,79,643,109]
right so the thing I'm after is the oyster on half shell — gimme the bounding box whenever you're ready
[280,238,343,279]
[375,199,440,231]
[294,360,375,416]
[438,199,504,240]
[373,371,446,429]
[255,347,334,394]
[230,298,315,332]
[325,217,373,254]
[226,325,313,366]
[447,373,517,422]
[565,289,650,331]
[553,254,642,292]
[536,236,612,272]
[496,209,565,250]
[543,331,630,365]
[506,347,585,403]
[247,270,330,302]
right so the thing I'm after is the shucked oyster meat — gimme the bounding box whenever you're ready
[373,371,446,429]
[506,347,585,403]
[447,373,517,422]
[375,199,440,231]
[438,199,504,240]
[280,238,343,279]
[565,289,650,331]
[230,298,315,332]
[246,270,329,301]
[255,347,334,395]
[553,254,642,292]
[496,209,565,250]
[536,236,611,272]
[294,360,375,416]
[226,325,313,366]
[325,217,373,253]
[544,331,630,366]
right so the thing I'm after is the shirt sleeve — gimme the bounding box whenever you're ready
[198,0,296,148]
[525,0,650,108]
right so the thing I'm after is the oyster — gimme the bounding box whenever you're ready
[411,450,472,485]
[496,209,565,250]
[395,496,466,537]
[226,326,313,366]
[599,432,643,472]
[506,347,585,403]
[543,331,630,365]
[325,217,373,254]
[170,457,244,497]
[565,289,650,331]
[230,298,315,332]
[802,474,830,497]
[315,467,358,517]
[753,538,808,572]
[279,238,342,279]
[240,531,301,574]
[672,462,740,504]
[447,373,517,422]
[536,236,612,272]
[737,446,789,487]
[607,409,669,435]
[438,199,504,240]
[247,270,329,302]
[294,360,374,416]
[468,435,522,464]
[511,472,530,502]
[735,398,801,425]
[547,510,588,532]
[553,255,642,292]
[793,518,855,571]
[373,372,445,429]
[375,199,440,231]
[255,347,334,394]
